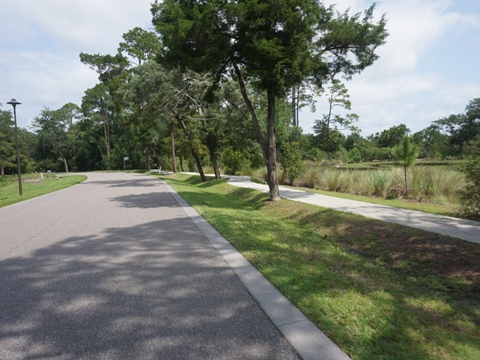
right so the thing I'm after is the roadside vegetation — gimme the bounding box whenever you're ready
[160,173,479,360]
[292,164,464,204]
[0,174,86,208]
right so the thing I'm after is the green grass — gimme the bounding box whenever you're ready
[159,173,479,360]
[0,175,87,208]
[286,185,460,216]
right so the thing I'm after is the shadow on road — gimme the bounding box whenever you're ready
[0,217,298,359]
[82,177,160,188]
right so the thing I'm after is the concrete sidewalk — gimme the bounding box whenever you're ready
[226,176,480,245]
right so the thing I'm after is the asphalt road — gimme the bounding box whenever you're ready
[0,172,300,360]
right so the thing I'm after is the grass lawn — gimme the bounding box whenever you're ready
[159,173,479,360]
[0,175,87,208]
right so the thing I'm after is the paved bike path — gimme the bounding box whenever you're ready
[0,172,349,360]
[226,176,480,244]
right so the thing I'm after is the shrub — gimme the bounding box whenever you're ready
[280,142,303,184]
[0,176,8,187]
[458,158,480,220]
[222,148,250,175]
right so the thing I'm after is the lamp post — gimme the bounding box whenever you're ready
[6,99,22,196]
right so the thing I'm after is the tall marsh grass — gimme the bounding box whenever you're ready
[323,169,342,191]
[369,170,396,197]
[295,165,464,203]
[297,168,322,189]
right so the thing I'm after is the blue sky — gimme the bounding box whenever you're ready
[1,0,479,137]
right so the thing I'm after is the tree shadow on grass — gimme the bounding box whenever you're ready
[0,217,299,360]
[282,208,480,359]
[176,188,270,212]
[177,182,479,359]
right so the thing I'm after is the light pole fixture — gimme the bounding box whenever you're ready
[6,99,22,196]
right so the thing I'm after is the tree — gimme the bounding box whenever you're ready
[123,61,213,181]
[393,136,418,197]
[82,84,116,167]
[458,157,480,221]
[434,98,480,156]
[290,83,315,127]
[281,141,303,185]
[151,0,387,200]
[412,125,449,159]
[373,124,410,149]
[118,27,162,66]
[32,104,80,172]
[0,105,15,176]
[313,79,359,152]
[80,52,130,87]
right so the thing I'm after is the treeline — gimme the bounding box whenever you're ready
[2,93,478,177]
[1,1,478,199]
[303,96,480,164]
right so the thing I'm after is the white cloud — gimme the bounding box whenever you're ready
[2,0,153,52]
[348,73,439,104]
[1,0,479,138]
[0,0,154,127]
[299,0,480,136]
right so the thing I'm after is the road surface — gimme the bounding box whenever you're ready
[0,172,303,360]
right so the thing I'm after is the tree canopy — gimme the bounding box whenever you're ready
[151,0,387,199]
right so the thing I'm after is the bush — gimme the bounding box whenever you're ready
[303,148,325,162]
[458,158,480,220]
[222,148,250,175]
[0,176,8,187]
[280,142,303,184]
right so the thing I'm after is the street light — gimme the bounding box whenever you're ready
[6,99,22,196]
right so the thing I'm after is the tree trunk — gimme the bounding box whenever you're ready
[101,112,111,165]
[232,60,279,200]
[145,147,151,171]
[179,156,184,172]
[232,61,268,164]
[267,88,280,201]
[60,157,69,173]
[171,131,177,173]
[157,150,165,170]
[177,118,206,182]
[404,166,408,197]
[325,95,333,145]
[1,166,5,177]
[296,86,300,127]
[292,87,297,127]
[208,147,221,179]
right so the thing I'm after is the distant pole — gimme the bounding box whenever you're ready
[7,99,22,196]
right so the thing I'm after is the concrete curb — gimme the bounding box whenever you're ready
[161,180,351,360]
